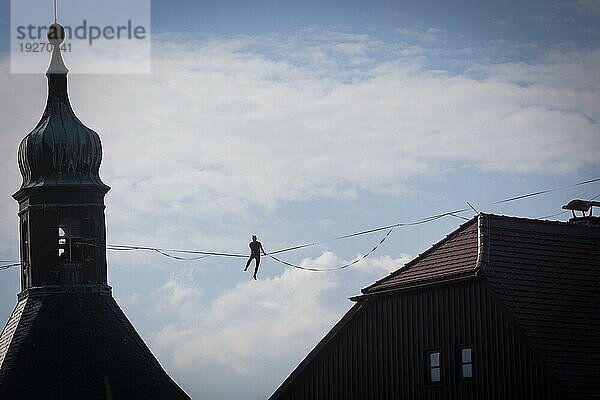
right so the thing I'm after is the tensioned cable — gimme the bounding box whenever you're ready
[101,176,599,271]
[268,228,394,272]
[0,212,465,271]
[101,211,460,273]
[266,209,467,256]
[99,211,464,273]
[232,176,600,258]
[103,209,467,262]
[0,263,20,270]
[115,246,213,261]
[492,177,600,205]
[1,177,599,272]
[0,228,393,272]
[107,244,246,259]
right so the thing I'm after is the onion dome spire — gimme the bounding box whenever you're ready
[16,22,109,192]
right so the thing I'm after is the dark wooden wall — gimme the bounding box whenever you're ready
[271,279,564,400]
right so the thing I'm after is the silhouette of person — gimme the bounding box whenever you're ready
[244,235,266,280]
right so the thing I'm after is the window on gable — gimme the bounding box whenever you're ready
[426,350,441,384]
[459,346,473,380]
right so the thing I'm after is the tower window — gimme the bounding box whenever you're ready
[459,346,473,380]
[22,220,30,288]
[426,350,441,384]
[58,218,82,263]
[22,221,29,263]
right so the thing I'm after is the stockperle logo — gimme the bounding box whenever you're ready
[11,0,151,74]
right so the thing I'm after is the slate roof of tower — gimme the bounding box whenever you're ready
[0,289,190,400]
[361,213,600,399]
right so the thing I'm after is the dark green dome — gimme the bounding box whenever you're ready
[17,45,108,191]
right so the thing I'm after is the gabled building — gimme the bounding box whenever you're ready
[269,213,600,400]
[0,23,190,399]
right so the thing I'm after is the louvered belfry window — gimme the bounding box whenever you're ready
[58,217,82,263]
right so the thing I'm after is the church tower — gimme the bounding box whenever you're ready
[14,22,110,291]
[0,23,190,399]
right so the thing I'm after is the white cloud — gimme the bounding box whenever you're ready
[352,253,413,274]
[145,250,409,398]
[150,257,344,399]
[154,268,203,320]
[2,34,599,252]
[1,28,600,399]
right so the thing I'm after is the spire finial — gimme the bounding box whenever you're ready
[46,21,68,75]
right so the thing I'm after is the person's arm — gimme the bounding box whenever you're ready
[260,243,266,255]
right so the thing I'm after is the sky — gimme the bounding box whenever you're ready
[1,0,599,399]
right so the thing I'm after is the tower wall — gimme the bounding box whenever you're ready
[15,188,108,290]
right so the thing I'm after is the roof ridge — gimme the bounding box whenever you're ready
[486,212,600,228]
[476,213,490,272]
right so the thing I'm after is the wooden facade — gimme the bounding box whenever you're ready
[270,215,600,400]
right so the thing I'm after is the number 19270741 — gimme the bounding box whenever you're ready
[19,42,71,53]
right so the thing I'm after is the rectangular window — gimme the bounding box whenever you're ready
[426,350,441,384]
[459,346,473,380]
[58,222,82,263]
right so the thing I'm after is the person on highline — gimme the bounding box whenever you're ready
[244,235,266,280]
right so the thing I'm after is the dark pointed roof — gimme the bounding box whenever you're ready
[0,288,189,400]
[16,31,108,192]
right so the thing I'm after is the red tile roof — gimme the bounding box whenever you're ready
[362,217,479,294]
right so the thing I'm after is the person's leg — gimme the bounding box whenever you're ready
[253,257,261,279]
[244,256,252,271]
